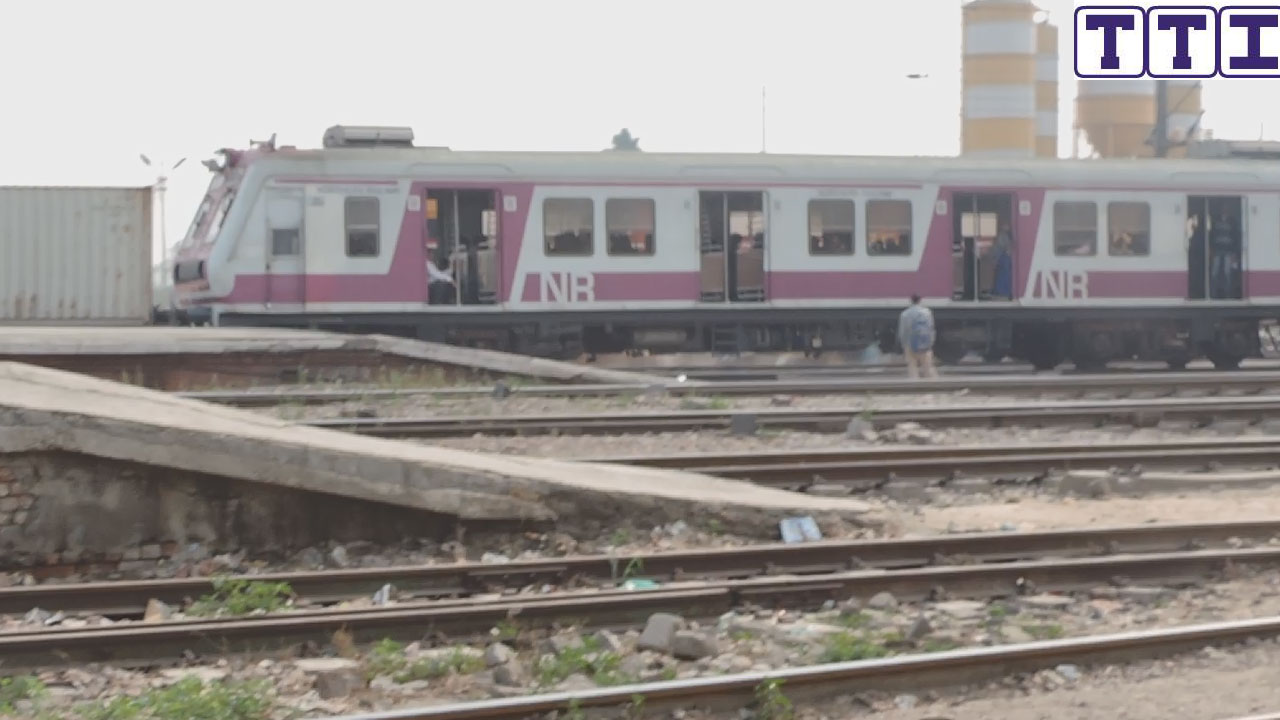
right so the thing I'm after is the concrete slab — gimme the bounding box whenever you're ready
[0,363,887,553]
[0,326,669,387]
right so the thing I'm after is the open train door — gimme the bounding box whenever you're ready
[263,185,306,310]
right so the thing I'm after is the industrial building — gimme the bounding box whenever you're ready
[960,0,1206,160]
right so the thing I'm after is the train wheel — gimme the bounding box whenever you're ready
[933,341,966,365]
[1208,351,1242,370]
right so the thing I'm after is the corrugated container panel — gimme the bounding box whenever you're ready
[0,186,153,324]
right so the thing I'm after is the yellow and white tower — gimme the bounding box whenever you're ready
[1076,79,1157,157]
[961,0,1039,158]
[1035,18,1058,157]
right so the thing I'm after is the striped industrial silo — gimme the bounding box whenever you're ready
[1035,19,1058,157]
[961,0,1039,158]
[1075,79,1157,157]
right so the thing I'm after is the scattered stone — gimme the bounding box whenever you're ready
[933,600,986,621]
[538,632,583,655]
[895,694,919,709]
[619,654,648,678]
[594,629,624,654]
[671,631,719,660]
[23,608,50,625]
[159,667,229,684]
[557,673,596,691]
[328,546,350,568]
[314,665,365,699]
[1021,593,1075,610]
[484,643,515,668]
[294,547,325,568]
[1056,663,1081,682]
[492,662,527,687]
[805,483,852,497]
[480,552,511,565]
[371,583,394,606]
[492,381,511,399]
[770,395,794,407]
[845,417,876,440]
[1116,586,1172,604]
[637,613,687,653]
[906,615,933,642]
[143,599,173,623]
[867,592,898,610]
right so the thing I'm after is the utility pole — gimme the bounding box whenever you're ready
[1153,79,1170,158]
[761,86,767,153]
[140,154,186,323]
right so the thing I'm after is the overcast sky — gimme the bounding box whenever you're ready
[2,0,1277,266]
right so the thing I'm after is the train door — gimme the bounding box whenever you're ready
[698,191,766,302]
[951,193,1015,302]
[424,189,500,305]
[264,187,305,308]
[1187,195,1245,300]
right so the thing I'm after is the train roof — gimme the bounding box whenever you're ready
[240,136,1280,189]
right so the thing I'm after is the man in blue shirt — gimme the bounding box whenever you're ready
[898,294,938,379]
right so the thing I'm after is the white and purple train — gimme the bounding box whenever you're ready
[171,125,1277,370]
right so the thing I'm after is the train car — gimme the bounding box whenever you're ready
[171,126,1279,370]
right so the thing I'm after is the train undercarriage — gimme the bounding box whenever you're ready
[207,305,1274,371]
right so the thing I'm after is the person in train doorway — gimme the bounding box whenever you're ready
[1209,214,1235,299]
[898,294,938,380]
[427,254,456,305]
[992,223,1014,300]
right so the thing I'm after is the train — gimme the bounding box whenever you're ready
[171,125,1280,370]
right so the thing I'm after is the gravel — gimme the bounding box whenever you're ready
[13,568,1280,717]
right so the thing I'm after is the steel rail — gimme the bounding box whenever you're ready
[3,546,1280,670]
[609,439,1280,487]
[179,370,1280,406]
[302,396,1280,439]
[587,436,1280,470]
[309,615,1280,720]
[7,519,1280,617]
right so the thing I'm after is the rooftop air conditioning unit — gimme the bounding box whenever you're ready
[323,125,415,149]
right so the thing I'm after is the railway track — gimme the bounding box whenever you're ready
[7,519,1279,618]
[587,436,1280,488]
[310,616,1280,720]
[5,522,1280,669]
[180,369,1280,406]
[304,395,1280,439]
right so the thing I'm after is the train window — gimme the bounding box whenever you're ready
[1108,202,1150,256]
[808,200,855,255]
[606,198,655,256]
[344,197,380,257]
[544,198,594,256]
[867,200,912,256]
[1053,201,1098,256]
[271,230,300,256]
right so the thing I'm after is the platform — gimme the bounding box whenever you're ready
[0,363,887,566]
[0,326,668,388]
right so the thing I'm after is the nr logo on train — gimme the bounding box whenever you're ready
[1075,3,1280,78]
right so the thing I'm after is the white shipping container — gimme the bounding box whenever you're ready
[0,186,154,324]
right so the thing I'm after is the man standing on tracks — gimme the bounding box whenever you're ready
[898,294,938,379]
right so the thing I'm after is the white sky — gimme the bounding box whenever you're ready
[2,0,1278,266]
